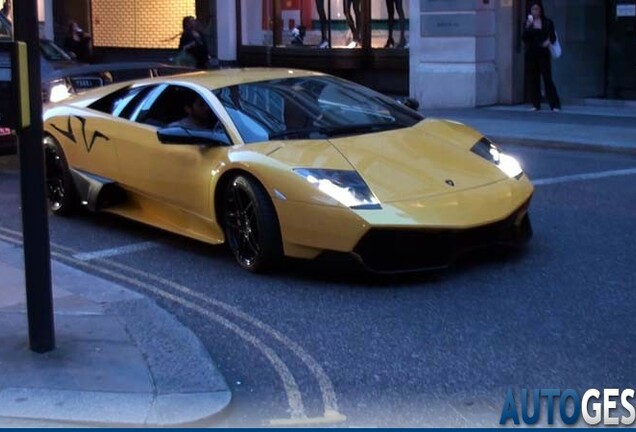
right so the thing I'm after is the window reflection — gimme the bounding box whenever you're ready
[241,0,274,46]
[213,76,421,144]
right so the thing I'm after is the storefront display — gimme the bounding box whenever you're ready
[240,0,409,50]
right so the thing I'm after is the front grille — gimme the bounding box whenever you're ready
[353,204,532,273]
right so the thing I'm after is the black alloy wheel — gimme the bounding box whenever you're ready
[44,136,77,216]
[223,174,282,272]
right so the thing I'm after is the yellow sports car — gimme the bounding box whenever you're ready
[43,68,533,273]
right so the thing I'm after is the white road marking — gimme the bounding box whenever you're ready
[91,252,344,421]
[533,167,636,186]
[0,231,308,421]
[0,226,346,424]
[0,229,314,419]
[72,241,159,261]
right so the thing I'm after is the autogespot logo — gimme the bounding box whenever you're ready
[499,388,636,426]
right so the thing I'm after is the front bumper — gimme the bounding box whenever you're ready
[352,200,532,273]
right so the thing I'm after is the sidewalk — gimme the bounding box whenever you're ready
[0,240,231,427]
[420,101,636,154]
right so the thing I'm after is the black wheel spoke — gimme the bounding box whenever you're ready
[243,201,254,215]
[223,175,281,272]
[226,220,241,231]
[45,146,66,203]
[238,235,250,256]
[43,138,77,216]
[232,185,245,210]
[245,233,260,255]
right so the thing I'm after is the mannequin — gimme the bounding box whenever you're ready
[343,0,361,48]
[385,0,407,48]
[315,0,329,48]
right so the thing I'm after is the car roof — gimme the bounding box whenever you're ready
[148,67,326,89]
[63,68,328,106]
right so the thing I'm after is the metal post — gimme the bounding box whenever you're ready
[13,0,55,353]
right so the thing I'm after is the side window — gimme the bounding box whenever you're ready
[89,85,155,116]
[88,86,134,114]
[129,85,167,125]
[115,85,157,119]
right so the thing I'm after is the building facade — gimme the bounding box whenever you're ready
[38,0,636,107]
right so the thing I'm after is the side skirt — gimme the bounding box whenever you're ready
[70,169,127,212]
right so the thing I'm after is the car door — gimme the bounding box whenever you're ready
[114,84,231,217]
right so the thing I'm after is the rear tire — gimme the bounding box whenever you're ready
[44,135,77,216]
[222,174,283,272]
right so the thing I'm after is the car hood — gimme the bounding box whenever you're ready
[41,60,85,79]
[265,119,508,203]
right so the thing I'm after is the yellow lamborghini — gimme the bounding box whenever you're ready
[43,68,533,273]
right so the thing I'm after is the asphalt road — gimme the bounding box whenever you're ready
[1,145,635,427]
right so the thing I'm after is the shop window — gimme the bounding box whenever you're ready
[91,0,196,49]
[240,0,408,50]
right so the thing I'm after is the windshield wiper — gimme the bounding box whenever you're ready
[269,127,327,140]
[269,123,405,140]
[319,123,403,137]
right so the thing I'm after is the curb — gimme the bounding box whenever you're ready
[0,239,232,427]
[0,387,231,427]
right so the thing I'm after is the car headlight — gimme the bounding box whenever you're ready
[46,79,73,103]
[471,137,523,179]
[293,168,381,209]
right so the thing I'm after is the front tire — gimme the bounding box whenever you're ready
[44,136,77,216]
[222,174,282,272]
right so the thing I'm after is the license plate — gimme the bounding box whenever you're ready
[71,77,103,89]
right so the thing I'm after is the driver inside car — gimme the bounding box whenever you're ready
[169,94,216,130]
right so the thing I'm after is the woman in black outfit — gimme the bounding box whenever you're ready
[178,16,209,70]
[64,20,92,63]
[523,2,561,111]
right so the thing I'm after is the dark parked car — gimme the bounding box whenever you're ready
[1,14,192,153]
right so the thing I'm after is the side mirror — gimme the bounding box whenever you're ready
[403,97,420,111]
[157,127,231,146]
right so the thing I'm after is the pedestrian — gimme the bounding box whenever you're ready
[0,0,10,38]
[384,0,407,48]
[63,20,92,63]
[290,26,306,46]
[1,0,11,21]
[177,16,209,69]
[523,1,561,111]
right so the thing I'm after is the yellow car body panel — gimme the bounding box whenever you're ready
[327,120,508,203]
[43,68,533,271]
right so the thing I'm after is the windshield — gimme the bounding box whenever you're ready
[212,76,423,144]
[40,39,73,61]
